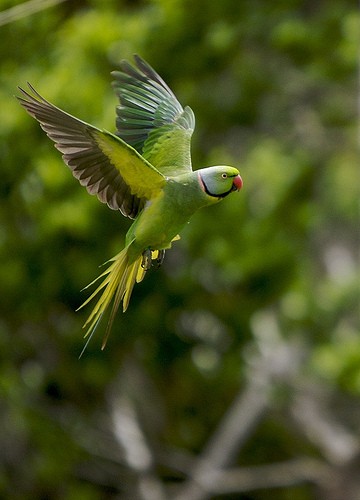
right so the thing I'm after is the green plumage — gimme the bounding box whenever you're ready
[112,55,195,174]
[17,55,242,350]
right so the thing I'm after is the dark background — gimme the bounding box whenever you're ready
[0,0,358,498]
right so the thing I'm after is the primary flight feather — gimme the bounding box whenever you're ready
[18,55,243,349]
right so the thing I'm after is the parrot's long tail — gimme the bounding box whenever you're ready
[77,244,146,353]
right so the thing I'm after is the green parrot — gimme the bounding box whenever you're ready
[18,55,243,349]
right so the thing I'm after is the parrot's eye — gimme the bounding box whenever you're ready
[221,173,228,179]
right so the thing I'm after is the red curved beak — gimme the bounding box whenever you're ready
[232,174,243,191]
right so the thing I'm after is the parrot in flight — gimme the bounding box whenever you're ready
[18,55,243,350]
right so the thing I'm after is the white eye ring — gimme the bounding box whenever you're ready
[221,173,228,179]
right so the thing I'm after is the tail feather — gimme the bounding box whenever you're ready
[77,245,144,349]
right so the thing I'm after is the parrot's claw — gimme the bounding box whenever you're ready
[141,248,166,270]
[154,249,165,268]
[141,248,152,270]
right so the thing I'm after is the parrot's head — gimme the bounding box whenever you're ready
[198,166,243,199]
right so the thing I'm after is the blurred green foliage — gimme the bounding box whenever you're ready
[0,0,358,498]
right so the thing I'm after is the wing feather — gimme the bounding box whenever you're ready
[17,84,165,218]
[112,55,195,175]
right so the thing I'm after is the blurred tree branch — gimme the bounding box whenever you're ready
[174,312,304,500]
[110,394,167,500]
[202,458,329,495]
[292,387,360,465]
[107,361,167,500]
[97,313,360,499]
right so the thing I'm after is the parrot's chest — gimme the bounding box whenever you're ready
[130,180,207,251]
[134,198,189,249]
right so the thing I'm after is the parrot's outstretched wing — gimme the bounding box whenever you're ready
[112,55,195,176]
[17,84,165,218]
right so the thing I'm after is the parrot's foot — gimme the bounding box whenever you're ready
[154,249,165,268]
[141,248,152,270]
[141,248,166,270]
